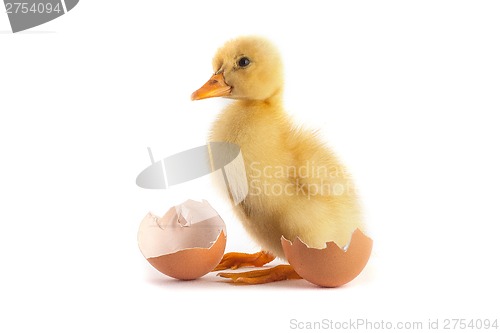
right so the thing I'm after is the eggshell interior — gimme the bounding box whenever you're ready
[138,200,226,280]
[281,228,372,287]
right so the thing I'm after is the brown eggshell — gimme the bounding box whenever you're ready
[281,228,373,287]
[138,200,226,280]
[147,231,226,280]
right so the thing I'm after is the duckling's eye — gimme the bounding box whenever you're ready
[238,57,251,68]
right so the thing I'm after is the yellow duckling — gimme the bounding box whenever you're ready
[192,36,363,284]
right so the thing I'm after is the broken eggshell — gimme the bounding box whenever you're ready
[138,200,226,280]
[281,229,373,287]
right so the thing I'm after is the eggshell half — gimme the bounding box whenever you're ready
[138,200,226,280]
[147,231,226,280]
[281,229,372,287]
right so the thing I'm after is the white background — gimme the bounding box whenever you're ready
[1,1,499,332]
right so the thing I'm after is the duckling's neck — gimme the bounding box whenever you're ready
[211,89,289,145]
[234,89,284,112]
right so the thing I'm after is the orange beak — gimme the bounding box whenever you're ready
[191,73,232,100]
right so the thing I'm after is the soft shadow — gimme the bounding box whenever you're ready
[143,264,373,290]
[146,273,228,290]
[146,270,326,290]
[222,279,322,290]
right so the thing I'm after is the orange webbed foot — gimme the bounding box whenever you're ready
[213,251,275,271]
[217,264,302,284]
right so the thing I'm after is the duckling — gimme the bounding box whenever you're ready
[191,36,363,284]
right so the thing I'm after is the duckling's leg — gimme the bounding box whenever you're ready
[217,264,302,284]
[213,251,275,271]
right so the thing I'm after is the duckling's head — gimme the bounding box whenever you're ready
[192,36,284,102]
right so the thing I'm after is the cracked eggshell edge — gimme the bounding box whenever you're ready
[281,228,373,287]
[146,230,227,280]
